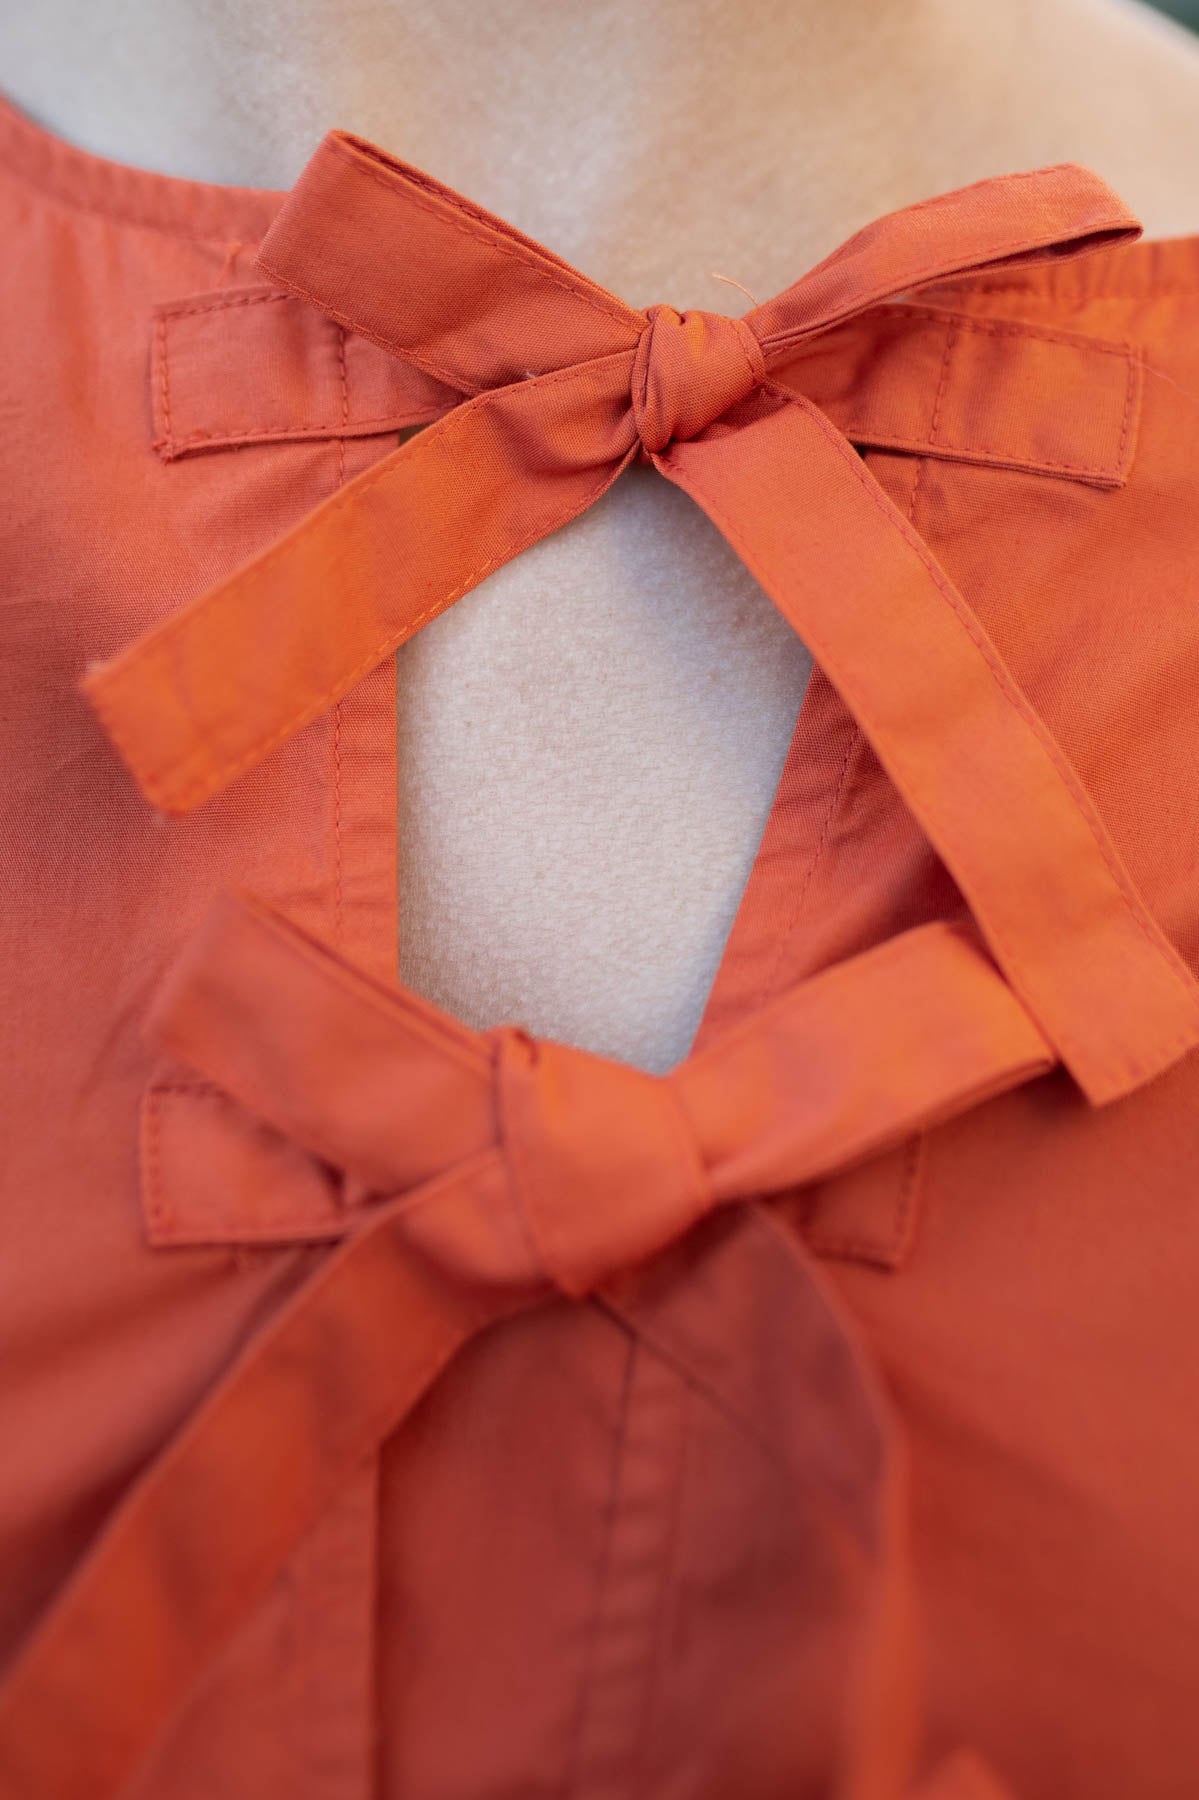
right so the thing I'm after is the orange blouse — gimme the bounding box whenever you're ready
[2,87,1199,1800]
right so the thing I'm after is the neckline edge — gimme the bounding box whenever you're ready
[0,86,286,243]
[3,83,1199,296]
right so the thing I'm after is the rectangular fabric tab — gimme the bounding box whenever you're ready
[140,1077,354,1246]
[150,283,462,459]
[776,302,1142,489]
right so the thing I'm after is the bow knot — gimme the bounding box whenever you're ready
[494,1021,710,1297]
[631,303,766,458]
[131,885,1056,1304]
[74,128,1199,1108]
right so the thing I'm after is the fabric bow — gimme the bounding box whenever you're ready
[78,133,1199,1106]
[0,882,1053,1800]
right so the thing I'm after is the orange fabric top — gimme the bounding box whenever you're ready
[2,85,1199,1800]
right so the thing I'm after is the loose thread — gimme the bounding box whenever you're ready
[708,270,760,308]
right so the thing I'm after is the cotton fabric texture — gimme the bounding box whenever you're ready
[2,87,1199,1800]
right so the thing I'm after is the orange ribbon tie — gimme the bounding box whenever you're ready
[77,134,1199,1104]
[0,878,1054,1800]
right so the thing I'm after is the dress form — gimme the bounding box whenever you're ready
[4,0,1199,1071]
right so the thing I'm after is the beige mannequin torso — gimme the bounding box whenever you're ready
[5,0,1199,1071]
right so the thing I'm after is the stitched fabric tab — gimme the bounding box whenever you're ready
[777,302,1142,489]
[151,284,463,459]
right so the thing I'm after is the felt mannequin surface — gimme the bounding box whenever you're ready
[5,0,1199,1072]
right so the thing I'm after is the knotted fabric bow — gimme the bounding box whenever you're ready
[78,133,1199,1106]
[0,882,1054,1800]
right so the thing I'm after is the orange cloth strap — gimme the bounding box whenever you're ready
[78,134,1199,1104]
[0,884,1052,1800]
